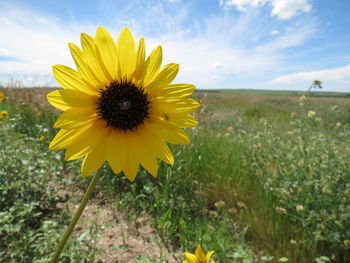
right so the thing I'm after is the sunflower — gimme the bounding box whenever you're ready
[0,91,4,102]
[0,110,8,119]
[47,26,199,181]
[183,245,216,263]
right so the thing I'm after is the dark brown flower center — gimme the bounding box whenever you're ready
[97,81,150,131]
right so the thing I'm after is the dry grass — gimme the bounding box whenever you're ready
[0,87,57,111]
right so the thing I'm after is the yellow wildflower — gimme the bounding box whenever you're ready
[183,245,215,263]
[0,110,8,119]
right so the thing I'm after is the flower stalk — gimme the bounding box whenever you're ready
[50,166,104,263]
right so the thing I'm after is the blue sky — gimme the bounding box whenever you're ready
[0,0,349,92]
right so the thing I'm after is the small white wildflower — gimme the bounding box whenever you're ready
[237,201,246,208]
[214,201,226,209]
[296,205,305,212]
[290,240,297,245]
[276,207,287,214]
[228,207,238,214]
[307,111,316,118]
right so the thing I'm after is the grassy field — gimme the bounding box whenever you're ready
[199,89,350,98]
[1,87,350,263]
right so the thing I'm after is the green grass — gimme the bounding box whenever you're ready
[198,89,350,98]
[1,88,350,262]
[0,102,100,262]
[194,92,350,262]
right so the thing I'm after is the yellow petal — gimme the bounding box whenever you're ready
[157,84,195,98]
[47,89,98,111]
[150,111,197,128]
[153,97,200,114]
[95,26,119,80]
[147,120,190,144]
[46,90,70,111]
[68,42,102,90]
[184,253,198,263]
[117,27,136,80]
[52,65,97,95]
[123,160,139,181]
[54,108,97,129]
[133,133,159,176]
[64,120,110,161]
[143,46,162,87]
[80,33,111,86]
[80,125,112,176]
[81,150,105,177]
[195,246,206,259]
[106,134,124,176]
[140,124,174,165]
[167,113,197,128]
[147,63,179,91]
[65,143,92,161]
[205,251,215,262]
[140,154,158,177]
[132,37,146,82]
[49,123,93,150]
[122,133,140,181]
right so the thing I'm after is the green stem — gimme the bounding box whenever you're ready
[50,166,104,263]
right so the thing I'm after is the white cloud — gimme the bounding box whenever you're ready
[271,30,279,35]
[0,3,274,87]
[221,0,312,20]
[211,62,224,69]
[256,22,315,52]
[0,3,96,77]
[157,37,279,85]
[272,65,350,84]
[149,11,289,85]
[0,48,11,56]
[0,1,315,89]
[223,0,269,11]
[271,0,312,20]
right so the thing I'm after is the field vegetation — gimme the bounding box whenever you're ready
[0,87,349,263]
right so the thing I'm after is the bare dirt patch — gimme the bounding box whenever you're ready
[57,190,181,263]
